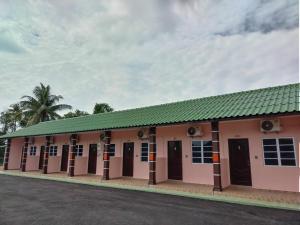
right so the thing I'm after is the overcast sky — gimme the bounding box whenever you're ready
[0,0,299,113]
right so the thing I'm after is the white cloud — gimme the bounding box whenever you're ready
[0,0,298,113]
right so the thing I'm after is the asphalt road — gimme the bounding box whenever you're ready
[0,175,299,225]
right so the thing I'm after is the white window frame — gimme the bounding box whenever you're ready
[141,142,149,162]
[49,145,58,156]
[262,137,297,167]
[191,140,213,164]
[109,144,115,157]
[75,145,83,157]
[29,146,37,156]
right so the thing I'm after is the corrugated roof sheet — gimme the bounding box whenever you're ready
[1,83,299,139]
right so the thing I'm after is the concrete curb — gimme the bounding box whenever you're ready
[1,171,299,211]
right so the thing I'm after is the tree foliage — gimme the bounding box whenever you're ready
[0,83,115,136]
[0,103,25,133]
[93,103,114,114]
[20,83,72,125]
[63,110,89,118]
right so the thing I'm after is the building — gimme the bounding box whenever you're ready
[1,83,299,192]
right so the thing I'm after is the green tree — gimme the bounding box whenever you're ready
[7,103,23,131]
[0,131,5,166]
[0,131,4,165]
[20,83,72,126]
[0,104,27,133]
[0,111,12,133]
[63,110,89,118]
[93,103,113,114]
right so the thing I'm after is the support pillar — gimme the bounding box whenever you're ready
[211,121,222,191]
[43,136,51,174]
[21,137,29,172]
[68,134,78,177]
[102,131,111,180]
[3,138,11,170]
[148,127,156,185]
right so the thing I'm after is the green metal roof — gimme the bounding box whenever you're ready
[1,83,299,139]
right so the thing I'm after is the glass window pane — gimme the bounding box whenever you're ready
[281,159,296,166]
[141,143,148,161]
[192,152,202,158]
[192,147,202,152]
[110,144,115,151]
[279,145,294,152]
[141,157,148,162]
[203,146,212,152]
[265,159,278,165]
[203,152,212,158]
[280,152,295,159]
[263,145,277,152]
[203,158,212,163]
[203,141,212,147]
[264,152,278,159]
[192,141,202,147]
[192,158,202,163]
[142,143,148,148]
[109,144,115,157]
[263,139,276,145]
[279,138,293,145]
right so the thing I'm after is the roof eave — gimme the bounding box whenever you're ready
[1,111,299,140]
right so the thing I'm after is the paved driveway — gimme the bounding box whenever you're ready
[0,175,299,225]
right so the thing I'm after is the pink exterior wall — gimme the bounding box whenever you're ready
[74,156,88,175]
[25,137,44,171]
[110,157,122,178]
[219,116,300,192]
[6,115,300,192]
[26,156,39,171]
[7,138,23,170]
[156,158,167,183]
[156,123,214,184]
[96,152,104,176]
[75,132,99,175]
[92,125,213,183]
[103,115,299,191]
[110,130,149,179]
[48,156,61,173]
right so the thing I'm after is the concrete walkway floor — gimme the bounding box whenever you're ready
[1,168,299,211]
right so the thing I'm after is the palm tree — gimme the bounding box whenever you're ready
[0,111,12,133]
[93,103,114,114]
[7,103,23,131]
[20,83,72,126]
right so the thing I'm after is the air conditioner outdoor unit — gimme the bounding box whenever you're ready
[137,129,149,139]
[260,119,281,132]
[187,126,203,137]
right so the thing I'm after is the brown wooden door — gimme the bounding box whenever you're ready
[228,139,252,186]
[168,141,182,180]
[61,145,69,172]
[88,144,97,174]
[123,142,134,177]
[39,146,45,169]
